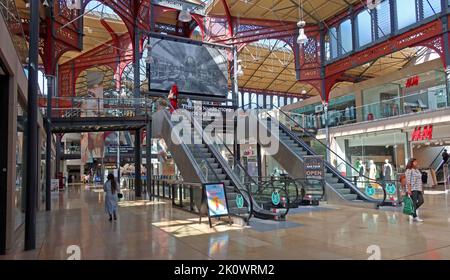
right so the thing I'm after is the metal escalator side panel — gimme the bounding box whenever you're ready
[275,121,382,205]
[189,112,282,219]
[249,114,305,179]
[151,110,204,185]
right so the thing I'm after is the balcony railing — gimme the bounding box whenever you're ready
[287,90,449,131]
[38,97,163,118]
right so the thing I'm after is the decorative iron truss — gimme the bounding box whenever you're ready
[26,0,449,101]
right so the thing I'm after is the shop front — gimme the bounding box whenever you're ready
[333,130,409,183]
[410,123,450,187]
[361,70,447,122]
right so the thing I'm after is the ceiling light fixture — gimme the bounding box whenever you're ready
[296,0,308,45]
[236,60,244,77]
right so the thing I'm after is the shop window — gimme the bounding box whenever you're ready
[339,19,353,54]
[363,84,401,121]
[396,0,417,30]
[334,131,408,189]
[376,0,391,38]
[401,70,447,113]
[357,10,373,47]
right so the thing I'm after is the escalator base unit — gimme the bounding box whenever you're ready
[300,199,320,206]
[270,208,287,218]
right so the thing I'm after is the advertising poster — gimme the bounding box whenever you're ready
[148,37,228,98]
[205,183,228,217]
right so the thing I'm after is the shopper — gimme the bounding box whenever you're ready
[103,173,119,222]
[442,149,449,164]
[405,158,424,222]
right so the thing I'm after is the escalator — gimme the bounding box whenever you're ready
[247,105,387,208]
[428,147,449,185]
[152,108,286,222]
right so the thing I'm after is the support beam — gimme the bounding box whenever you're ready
[146,121,152,197]
[133,11,142,198]
[220,0,234,37]
[25,0,40,251]
[45,75,54,211]
[440,1,450,106]
[135,129,142,197]
[257,143,262,180]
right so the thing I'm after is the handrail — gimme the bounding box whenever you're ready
[201,119,260,188]
[253,182,291,217]
[184,106,286,219]
[243,102,387,205]
[165,102,254,221]
[245,102,386,183]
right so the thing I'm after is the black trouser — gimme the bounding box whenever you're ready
[411,190,424,218]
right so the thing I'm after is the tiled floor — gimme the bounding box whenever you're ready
[3,185,450,260]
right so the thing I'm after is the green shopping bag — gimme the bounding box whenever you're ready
[402,195,415,216]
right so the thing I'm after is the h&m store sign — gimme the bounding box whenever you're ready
[411,125,433,141]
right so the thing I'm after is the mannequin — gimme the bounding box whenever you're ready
[368,160,377,181]
[356,159,366,189]
[383,159,393,181]
[272,167,281,177]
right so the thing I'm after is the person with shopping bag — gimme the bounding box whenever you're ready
[404,158,425,222]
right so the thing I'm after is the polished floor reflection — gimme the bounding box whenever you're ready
[2,185,450,260]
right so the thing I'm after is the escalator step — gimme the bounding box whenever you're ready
[327,177,339,183]
[338,189,351,195]
[213,168,224,174]
[187,144,206,148]
[332,183,345,189]
[343,194,358,200]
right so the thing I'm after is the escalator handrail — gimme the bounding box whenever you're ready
[257,177,300,205]
[160,110,210,184]
[202,120,260,189]
[178,109,255,221]
[254,181,291,217]
[243,103,387,205]
[185,108,283,219]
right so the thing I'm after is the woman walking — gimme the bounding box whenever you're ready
[104,173,119,222]
[405,158,424,222]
